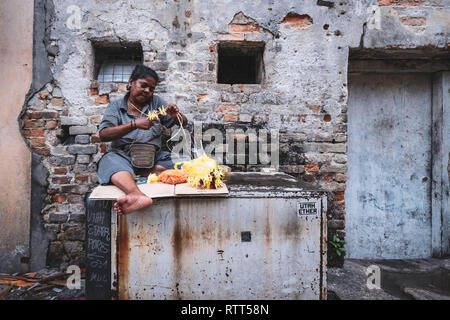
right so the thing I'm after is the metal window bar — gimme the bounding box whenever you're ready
[98,60,138,83]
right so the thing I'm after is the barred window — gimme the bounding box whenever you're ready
[93,42,143,83]
[97,61,136,82]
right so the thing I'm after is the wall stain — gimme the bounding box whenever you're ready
[118,215,129,300]
[171,199,182,300]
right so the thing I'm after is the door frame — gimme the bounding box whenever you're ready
[431,72,449,257]
[348,53,449,257]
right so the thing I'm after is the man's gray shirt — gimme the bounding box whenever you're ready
[99,93,175,151]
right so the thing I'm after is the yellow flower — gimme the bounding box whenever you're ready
[147,173,159,183]
[158,107,167,116]
[148,110,159,120]
[176,154,225,189]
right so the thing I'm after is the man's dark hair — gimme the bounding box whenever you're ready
[129,64,159,83]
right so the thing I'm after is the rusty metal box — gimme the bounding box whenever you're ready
[86,172,327,300]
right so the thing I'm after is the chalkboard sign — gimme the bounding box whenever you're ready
[85,191,112,300]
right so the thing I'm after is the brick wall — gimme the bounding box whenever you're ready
[20,0,448,268]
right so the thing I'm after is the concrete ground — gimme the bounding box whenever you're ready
[0,268,85,300]
[327,257,450,300]
[2,257,449,300]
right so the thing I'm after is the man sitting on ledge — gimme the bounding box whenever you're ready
[97,65,187,215]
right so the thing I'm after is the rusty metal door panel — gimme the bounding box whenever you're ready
[346,73,432,259]
[113,196,325,300]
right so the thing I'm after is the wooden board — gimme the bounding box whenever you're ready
[89,182,175,200]
[90,182,229,200]
[175,183,229,196]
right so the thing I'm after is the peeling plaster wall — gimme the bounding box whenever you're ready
[0,0,34,273]
[20,0,449,268]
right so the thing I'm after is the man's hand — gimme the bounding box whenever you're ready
[165,103,187,126]
[165,103,180,118]
[135,118,158,130]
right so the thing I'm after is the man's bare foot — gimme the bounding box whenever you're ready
[114,192,153,215]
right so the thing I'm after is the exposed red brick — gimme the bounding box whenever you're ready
[33,128,45,137]
[306,164,319,173]
[197,94,207,102]
[334,191,345,201]
[52,176,72,184]
[96,95,109,104]
[378,0,425,5]
[209,44,216,52]
[29,138,46,147]
[54,167,68,175]
[400,17,426,26]
[23,120,41,128]
[281,13,313,28]
[217,104,238,113]
[24,128,45,137]
[308,105,321,113]
[224,114,238,122]
[31,111,41,119]
[323,114,332,122]
[75,175,88,183]
[230,24,260,33]
[91,135,101,143]
[90,88,99,96]
[100,143,107,153]
[52,194,67,203]
[321,174,333,182]
[34,148,51,156]
[51,98,64,107]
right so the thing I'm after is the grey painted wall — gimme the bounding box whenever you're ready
[346,73,433,259]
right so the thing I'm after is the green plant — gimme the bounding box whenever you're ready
[329,234,346,256]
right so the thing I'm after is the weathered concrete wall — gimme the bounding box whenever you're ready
[20,0,449,268]
[0,0,34,273]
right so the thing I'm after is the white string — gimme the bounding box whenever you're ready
[127,100,190,160]
[128,100,147,117]
[166,113,191,159]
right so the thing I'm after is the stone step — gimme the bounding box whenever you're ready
[403,287,450,300]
